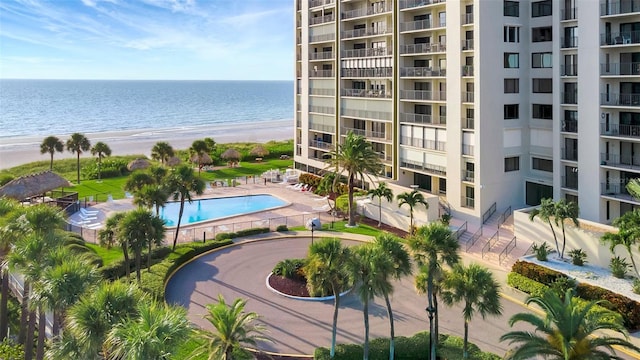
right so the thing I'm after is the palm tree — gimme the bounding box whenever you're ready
[326,132,384,227]
[0,198,21,341]
[166,165,205,250]
[626,178,640,200]
[124,171,155,193]
[105,300,191,360]
[440,263,502,359]
[190,295,269,360]
[397,189,428,234]
[66,132,91,184]
[190,139,212,175]
[40,136,64,171]
[305,238,352,358]
[501,289,640,359]
[133,184,169,269]
[90,141,112,181]
[151,141,175,166]
[601,209,640,278]
[98,212,126,250]
[372,234,411,360]
[407,222,460,360]
[529,198,560,257]
[554,199,579,259]
[368,182,393,227]
[118,209,165,282]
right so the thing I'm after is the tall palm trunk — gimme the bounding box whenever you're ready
[463,320,469,359]
[49,154,54,171]
[0,268,9,341]
[52,309,60,337]
[384,294,395,360]
[378,199,383,227]
[560,223,567,259]
[36,309,45,360]
[347,173,356,227]
[173,196,186,250]
[546,219,559,257]
[122,241,130,280]
[135,249,142,283]
[76,153,81,184]
[627,245,640,278]
[330,284,340,358]
[363,301,370,360]
[18,281,30,344]
[433,293,439,345]
[427,277,436,360]
[24,309,36,360]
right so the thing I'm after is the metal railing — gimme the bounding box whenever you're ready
[562,175,579,190]
[465,226,483,252]
[481,231,499,258]
[600,30,640,45]
[562,120,578,133]
[453,221,467,240]
[400,67,446,77]
[600,0,640,15]
[341,3,393,19]
[309,33,335,43]
[462,117,474,130]
[341,88,392,99]
[600,152,640,169]
[341,47,392,58]
[462,169,474,182]
[462,91,474,103]
[600,62,640,76]
[482,202,497,224]
[309,51,333,60]
[461,39,474,51]
[461,196,475,209]
[561,7,577,20]
[309,105,335,114]
[498,206,512,227]
[461,65,474,76]
[601,122,640,137]
[399,89,446,101]
[341,67,393,78]
[399,43,446,55]
[309,69,334,78]
[341,108,393,121]
[562,91,578,104]
[601,93,640,107]
[561,36,578,48]
[499,236,517,265]
[461,13,473,25]
[462,144,474,156]
[399,0,446,10]
[309,0,334,8]
[560,64,578,76]
[399,159,447,177]
[309,13,335,25]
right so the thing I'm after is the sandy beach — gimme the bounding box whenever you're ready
[0,120,293,170]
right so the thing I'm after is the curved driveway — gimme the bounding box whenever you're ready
[165,236,539,357]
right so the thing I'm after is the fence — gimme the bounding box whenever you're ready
[453,221,467,240]
[481,231,499,258]
[482,202,497,224]
[465,226,483,252]
[499,236,517,265]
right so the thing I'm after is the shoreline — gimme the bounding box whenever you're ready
[0,119,294,170]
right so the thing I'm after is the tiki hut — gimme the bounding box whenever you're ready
[249,144,270,158]
[127,158,151,171]
[220,148,241,167]
[190,153,213,166]
[166,156,182,167]
[0,171,72,201]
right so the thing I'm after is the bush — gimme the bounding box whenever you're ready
[276,225,288,232]
[299,173,322,187]
[633,279,640,295]
[215,227,271,241]
[531,242,551,261]
[82,158,129,180]
[511,260,566,285]
[272,258,305,279]
[0,340,24,360]
[568,248,587,266]
[0,175,15,186]
[575,282,640,330]
[610,256,631,279]
[506,272,550,298]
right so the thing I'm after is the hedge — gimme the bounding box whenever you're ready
[576,282,640,330]
[506,272,550,298]
[511,260,566,284]
[101,246,172,280]
[214,227,270,241]
[313,332,500,360]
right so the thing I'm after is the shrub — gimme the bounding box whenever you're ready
[610,256,631,279]
[506,272,550,298]
[299,173,322,187]
[511,260,566,285]
[634,279,640,295]
[568,248,587,266]
[214,227,270,241]
[0,340,24,360]
[0,175,15,186]
[531,242,551,261]
[272,258,305,279]
[575,282,640,331]
[549,277,577,299]
[276,224,288,232]
[82,158,129,180]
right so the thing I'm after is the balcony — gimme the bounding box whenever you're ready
[310,69,334,78]
[600,62,640,76]
[462,170,474,182]
[341,88,392,99]
[342,67,393,78]
[601,93,640,107]
[310,88,335,96]
[601,153,640,170]
[462,92,474,103]
[399,158,447,177]
[309,139,333,150]
[341,127,391,141]
[461,13,473,25]
[399,89,446,101]
[309,33,335,43]
[561,7,577,20]
[600,0,640,16]
[561,147,578,161]
[461,196,475,209]
[342,3,392,20]
[400,67,446,77]
[561,64,578,76]
[462,117,474,130]
[310,13,335,26]
[399,43,446,55]
[400,19,435,32]
[309,123,335,133]
[562,176,579,190]
[400,136,446,151]
[601,183,639,204]
[342,47,393,58]
[601,122,640,138]
[461,65,474,77]
[399,0,446,10]
[600,31,640,45]
[309,0,334,8]
[342,108,392,121]
[561,36,579,48]
[461,39,474,51]
[309,51,333,60]
[342,26,391,39]
[462,144,474,156]
[562,91,578,105]
[309,105,335,115]
[562,120,578,133]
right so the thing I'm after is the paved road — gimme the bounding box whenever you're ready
[165,236,542,357]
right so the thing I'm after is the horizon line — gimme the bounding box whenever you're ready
[0,78,294,82]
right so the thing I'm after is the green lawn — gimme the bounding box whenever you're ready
[86,243,124,267]
[291,220,384,237]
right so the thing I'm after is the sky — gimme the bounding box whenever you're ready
[0,0,294,80]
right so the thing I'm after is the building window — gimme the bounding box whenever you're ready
[532,104,553,119]
[504,78,519,93]
[504,26,520,43]
[504,104,519,119]
[532,0,552,17]
[532,26,552,42]
[504,0,519,17]
[504,53,519,68]
[532,157,553,172]
[532,52,552,68]
[532,78,552,93]
[505,156,520,172]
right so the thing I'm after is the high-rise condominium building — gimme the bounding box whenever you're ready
[293,0,640,225]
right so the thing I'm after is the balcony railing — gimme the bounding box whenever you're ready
[341,27,391,39]
[341,127,390,141]
[399,43,446,55]
[462,170,474,182]
[561,64,578,76]
[341,67,393,77]
[310,13,335,25]
[462,144,474,156]
[600,31,640,45]
[561,7,577,20]
[400,113,432,124]
[562,91,578,104]
[342,108,392,121]
[561,147,578,161]
[562,175,579,190]
[400,136,446,151]
[461,13,473,25]
[601,152,640,170]
[462,117,474,130]
[400,19,434,32]
[342,3,392,20]
[561,36,579,48]
[601,183,637,204]
[461,39,474,51]
[309,88,335,96]
[601,93,640,107]
[309,51,333,60]
[309,140,333,149]
[400,67,446,77]
[309,105,335,114]
[600,0,640,16]
[462,92,474,103]
[342,47,392,58]
[309,0,334,8]
[461,65,474,76]
[399,89,446,101]
[601,122,640,137]
[461,196,475,209]
[600,62,640,76]
[562,120,578,133]
[309,123,335,133]
[399,158,447,177]
[310,69,334,77]
[309,33,335,43]
[341,88,392,98]
[399,0,446,10]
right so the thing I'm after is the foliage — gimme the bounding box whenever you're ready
[506,272,551,298]
[82,158,129,180]
[601,209,640,278]
[610,256,631,279]
[548,277,577,299]
[276,225,288,232]
[299,173,322,187]
[634,279,640,295]
[397,190,428,234]
[214,227,270,241]
[511,260,566,284]
[440,213,452,226]
[568,248,587,266]
[0,174,14,186]
[0,340,24,360]
[272,258,306,279]
[531,242,551,261]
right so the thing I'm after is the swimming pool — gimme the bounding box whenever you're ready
[160,194,287,226]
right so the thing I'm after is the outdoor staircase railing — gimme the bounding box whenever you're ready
[453,221,467,240]
[465,226,483,252]
[482,202,497,224]
[499,236,517,265]
[497,206,512,227]
[481,231,499,258]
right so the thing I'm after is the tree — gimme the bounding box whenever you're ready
[501,289,640,359]
[554,199,579,259]
[372,234,411,360]
[601,209,640,278]
[407,222,460,360]
[66,133,91,184]
[166,165,205,250]
[368,182,393,227]
[190,139,212,175]
[98,212,126,250]
[305,238,352,358]
[90,141,112,181]
[40,136,64,171]
[118,209,165,283]
[529,198,560,258]
[326,132,384,227]
[133,184,169,269]
[124,172,155,193]
[190,295,269,360]
[397,190,428,234]
[440,263,502,359]
[150,142,174,166]
[0,198,21,341]
[626,178,640,200]
[105,300,191,360]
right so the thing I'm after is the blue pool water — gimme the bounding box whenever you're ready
[160,194,287,226]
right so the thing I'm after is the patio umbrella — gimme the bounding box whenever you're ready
[0,171,72,200]
[249,144,270,157]
[127,158,151,171]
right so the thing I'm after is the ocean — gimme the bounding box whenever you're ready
[0,79,294,139]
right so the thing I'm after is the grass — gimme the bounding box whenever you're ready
[86,243,124,267]
[291,220,384,237]
[71,176,130,201]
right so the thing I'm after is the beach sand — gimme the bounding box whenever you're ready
[0,120,293,170]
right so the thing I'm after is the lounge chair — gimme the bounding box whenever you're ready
[79,213,97,221]
[313,204,331,212]
[314,196,329,201]
[85,223,102,229]
[80,208,99,215]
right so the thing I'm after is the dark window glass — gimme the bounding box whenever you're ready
[504,0,519,16]
[532,26,552,42]
[532,157,553,172]
[532,104,553,119]
[532,52,552,68]
[504,104,519,119]
[504,78,519,93]
[532,0,552,17]
[533,78,553,93]
[505,156,520,172]
[504,53,519,68]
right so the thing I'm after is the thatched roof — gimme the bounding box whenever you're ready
[127,158,151,171]
[190,153,213,165]
[0,171,72,200]
[220,148,241,160]
[249,144,269,157]
[166,156,182,167]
